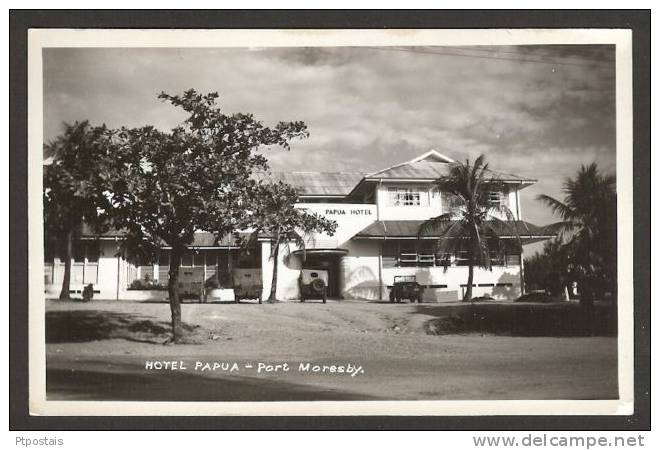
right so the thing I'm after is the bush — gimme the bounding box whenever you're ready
[515,291,562,303]
[128,279,167,291]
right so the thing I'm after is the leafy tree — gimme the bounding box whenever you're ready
[107,90,309,342]
[537,163,616,305]
[418,155,522,301]
[524,238,572,296]
[43,121,113,299]
[247,181,337,302]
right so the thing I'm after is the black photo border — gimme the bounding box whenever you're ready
[9,9,651,431]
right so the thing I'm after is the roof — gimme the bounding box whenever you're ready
[365,161,536,183]
[355,220,556,240]
[256,151,535,198]
[79,227,245,248]
[257,171,366,197]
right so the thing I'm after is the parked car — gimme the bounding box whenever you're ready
[299,269,328,303]
[232,269,263,303]
[389,275,424,303]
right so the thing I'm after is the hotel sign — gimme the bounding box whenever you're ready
[324,208,373,216]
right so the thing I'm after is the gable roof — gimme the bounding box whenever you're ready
[406,149,455,164]
[363,150,535,184]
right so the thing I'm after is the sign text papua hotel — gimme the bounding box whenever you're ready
[44,150,554,302]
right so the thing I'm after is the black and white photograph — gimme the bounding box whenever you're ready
[25,27,636,417]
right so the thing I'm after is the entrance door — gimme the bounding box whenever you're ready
[303,255,339,298]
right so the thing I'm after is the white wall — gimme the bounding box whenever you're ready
[260,240,306,301]
[382,265,521,301]
[376,183,442,220]
[339,240,382,300]
[373,182,523,222]
[294,203,378,246]
[45,240,122,300]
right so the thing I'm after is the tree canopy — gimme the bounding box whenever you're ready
[43,121,114,299]
[105,90,311,341]
[537,163,616,304]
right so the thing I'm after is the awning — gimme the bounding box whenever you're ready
[354,220,556,245]
[291,248,349,257]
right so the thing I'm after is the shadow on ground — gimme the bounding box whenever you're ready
[46,310,201,344]
[415,302,617,337]
[46,365,376,401]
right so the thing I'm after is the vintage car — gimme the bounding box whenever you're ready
[299,269,328,303]
[389,275,424,303]
[232,268,263,303]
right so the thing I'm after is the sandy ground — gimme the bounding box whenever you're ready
[45,300,618,401]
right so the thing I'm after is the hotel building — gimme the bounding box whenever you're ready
[44,150,554,302]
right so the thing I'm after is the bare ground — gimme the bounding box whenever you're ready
[45,299,618,401]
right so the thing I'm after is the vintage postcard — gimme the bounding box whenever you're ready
[27,28,633,416]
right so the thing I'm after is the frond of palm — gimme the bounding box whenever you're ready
[418,213,469,273]
[536,193,575,222]
[417,212,455,239]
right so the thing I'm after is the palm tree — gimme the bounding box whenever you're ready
[247,181,337,303]
[44,121,113,300]
[418,155,522,301]
[537,163,616,305]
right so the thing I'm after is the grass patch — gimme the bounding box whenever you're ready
[46,310,206,344]
[421,303,616,337]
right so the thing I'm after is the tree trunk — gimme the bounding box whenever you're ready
[268,236,280,303]
[58,228,73,300]
[464,262,474,302]
[168,245,183,343]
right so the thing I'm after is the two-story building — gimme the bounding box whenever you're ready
[43,150,554,302]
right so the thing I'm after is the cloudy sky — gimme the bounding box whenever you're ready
[43,45,616,251]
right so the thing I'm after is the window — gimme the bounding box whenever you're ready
[505,253,521,266]
[235,246,261,269]
[434,251,452,267]
[181,251,194,267]
[193,251,206,267]
[382,241,398,268]
[454,250,471,266]
[381,240,453,268]
[418,241,436,266]
[488,190,503,207]
[398,241,418,266]
[387,187,428,206]
[488,249,505,266]
[86,242,100,263]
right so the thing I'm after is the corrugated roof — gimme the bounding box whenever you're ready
[366,161,535,183]
[258,171,366,196]
[79,227,245,248]
[355,220,555,239]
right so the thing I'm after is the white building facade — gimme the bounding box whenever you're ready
[44,150,553,302]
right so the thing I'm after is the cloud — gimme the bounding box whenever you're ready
[43,45,617,235]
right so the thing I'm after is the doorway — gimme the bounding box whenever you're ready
[302,254,341,298]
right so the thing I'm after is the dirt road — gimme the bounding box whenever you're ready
[45,300,618,401]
